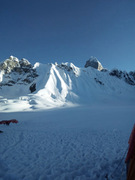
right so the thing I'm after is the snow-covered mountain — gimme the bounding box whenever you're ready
[0,56,135,112]
[0,56,135,180]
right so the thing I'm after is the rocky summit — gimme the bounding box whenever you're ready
[0,56,38,91]
[84,56,103,71]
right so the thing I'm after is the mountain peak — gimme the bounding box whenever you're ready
[0,55,135,111]
[84,56,103,71]
[0,56,33,73]
[9,55,19,61]
[0,56,38,90]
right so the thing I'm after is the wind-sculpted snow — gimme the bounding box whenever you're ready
[0,56,135,112]
[0,106,134,180]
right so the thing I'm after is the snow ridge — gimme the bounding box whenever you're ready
[0,56,135,112]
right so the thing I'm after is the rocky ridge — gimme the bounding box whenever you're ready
[0,56,38,92]
[0,55,135,96]
[84,56,135,86]
[109,69,135,85]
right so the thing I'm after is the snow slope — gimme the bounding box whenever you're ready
[0,105,135,180]
[0,56,135,112]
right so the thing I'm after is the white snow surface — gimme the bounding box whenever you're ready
[0,61,135,112]
[0,60,135,179]
[0,105,135,180]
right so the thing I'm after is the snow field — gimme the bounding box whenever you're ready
[0,105,134,180]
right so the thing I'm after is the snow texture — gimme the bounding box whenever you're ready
[0,106,135,180]
[0,56,135,180]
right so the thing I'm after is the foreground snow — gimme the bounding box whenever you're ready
[0,105,134,180]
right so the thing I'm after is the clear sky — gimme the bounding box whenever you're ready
[0,0,135,71]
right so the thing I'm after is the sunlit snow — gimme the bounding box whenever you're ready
[0,57,135,180]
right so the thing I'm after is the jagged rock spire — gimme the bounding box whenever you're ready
[84,56,103,71]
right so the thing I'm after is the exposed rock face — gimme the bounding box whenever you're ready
[0,56,33,74]
[94,78,104,85]
[0,56,20,73]
[29,83,36,93]
[84,57,135,86]
[129,71,135,81]
[84,57,103,71]
[0,56,38,92]
[56,62,80,76]
[109,69,135,85]
[57,63,73,72]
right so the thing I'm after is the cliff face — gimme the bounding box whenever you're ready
[84,56,103,71]
[109,69,135,85]
[0,56,38,90]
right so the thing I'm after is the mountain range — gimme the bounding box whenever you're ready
[0,56,135,112]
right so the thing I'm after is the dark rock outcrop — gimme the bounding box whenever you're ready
[29,83,36,93]
[94,78,104,85]
[0,56,38,90]
[84,57,103,71]
[109,69,135,85]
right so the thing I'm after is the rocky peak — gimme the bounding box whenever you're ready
[20,58,32,68]
[0,56,33,74]
[84,56,103,71]
[0,56,20,73]
[0,56,38,92]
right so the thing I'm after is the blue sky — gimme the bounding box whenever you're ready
[0,0,135,71]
